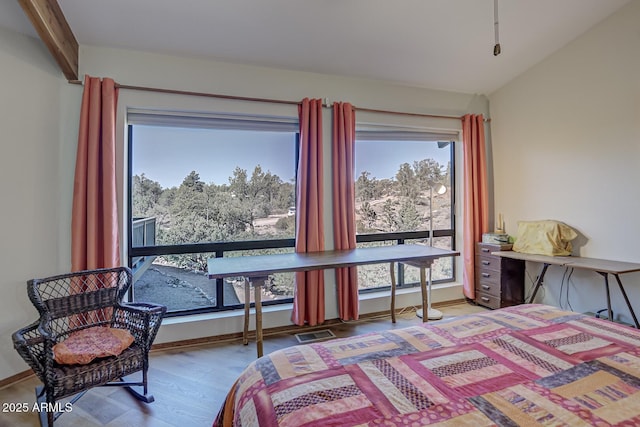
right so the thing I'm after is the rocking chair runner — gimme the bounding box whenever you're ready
[12,267,166,427]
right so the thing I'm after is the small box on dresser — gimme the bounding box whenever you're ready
[475,242,525,309]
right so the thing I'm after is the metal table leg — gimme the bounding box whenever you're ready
[601,272,613,322]
[390,262,396,324]
[613,273,640,328]
[528,263,550,303]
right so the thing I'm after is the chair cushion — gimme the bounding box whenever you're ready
[53,326,135,365]
[51,344,145,399]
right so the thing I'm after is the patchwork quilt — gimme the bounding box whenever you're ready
[214,304,640,426]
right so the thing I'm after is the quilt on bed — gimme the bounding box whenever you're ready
[214,304,640,426]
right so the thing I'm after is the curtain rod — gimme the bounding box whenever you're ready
[117,83,302,106]
[354,106,461,121]
[69,79,484,122]
[70,79,299,106]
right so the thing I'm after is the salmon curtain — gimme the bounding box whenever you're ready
[332,102,358,321]
[71,75,120,272]
[291,98,325,326]
[461,114,489,300]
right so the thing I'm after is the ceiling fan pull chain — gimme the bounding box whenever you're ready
[493,0,502,56]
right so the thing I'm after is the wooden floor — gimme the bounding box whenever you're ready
[0,302,487,427]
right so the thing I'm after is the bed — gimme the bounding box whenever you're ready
[214,304,640,426]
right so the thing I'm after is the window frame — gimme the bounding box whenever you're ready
[354,136,457,292]
[126,122,299,317]
[126,110,459,317]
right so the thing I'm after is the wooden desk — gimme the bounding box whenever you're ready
[493,251,640,328]
[208,245,459,356]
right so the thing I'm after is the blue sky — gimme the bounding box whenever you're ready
[132,125,451,188]
[132,126,297,187]
[356,140,450,180]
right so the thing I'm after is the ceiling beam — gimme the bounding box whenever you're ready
[18,0,79,81]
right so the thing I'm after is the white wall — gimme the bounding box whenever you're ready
[0,30,488,380]
[489,0,640,322]
[0,26,81,380]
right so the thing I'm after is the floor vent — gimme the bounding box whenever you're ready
[295,329,336,344]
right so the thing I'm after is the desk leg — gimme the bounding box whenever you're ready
[254,282,263,358]
[528,263,550,304]
[613,274,640,328]
[420,267,428,323]
[390,262,396,324]
[243,280,250,345]
[602,273,613,322]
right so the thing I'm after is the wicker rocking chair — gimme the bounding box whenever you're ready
[12,267,166,427]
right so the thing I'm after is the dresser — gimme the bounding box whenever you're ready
[475,243,525,309]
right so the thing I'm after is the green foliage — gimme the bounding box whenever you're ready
[356,171,380,201]
[132,174,163,218]
[395,163,417,198]
[396,199,423,231]
[132,163,296,271]
[382,199,398,231]
[275,216,295,232]
[358,201,377,229]
[132,155,448,277]
[181,170,205,191]
[413,158,444,187]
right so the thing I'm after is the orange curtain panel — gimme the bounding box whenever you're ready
[461,114,489,300]
[332,102,359,321]
[291,98,325,326]
[71,76,120,271]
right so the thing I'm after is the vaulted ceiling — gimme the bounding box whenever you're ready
[0,0,632,95]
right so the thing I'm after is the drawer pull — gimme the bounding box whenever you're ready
[482,260,490,265]
[481,248,490,252]
[481,297,490,302]
[482,285,490,290]
[481,273,490,277]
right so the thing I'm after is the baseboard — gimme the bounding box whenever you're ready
[151,316,349,351]
[151,298,468,351]
[0,369,34,390]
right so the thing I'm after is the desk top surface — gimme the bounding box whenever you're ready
[493,251,640,274]
[208,245,459,279]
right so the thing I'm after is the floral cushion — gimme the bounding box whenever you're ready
[52,326,135,365]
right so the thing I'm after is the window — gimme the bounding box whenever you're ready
[354,129,456,292]
[128,110,299,316]
[127,108,457,316]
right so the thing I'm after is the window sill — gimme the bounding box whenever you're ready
[160,302,294,326]
[155,282,463,344]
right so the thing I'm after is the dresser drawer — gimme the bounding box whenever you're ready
[477,267,501,285]
[475,242,510,257]
[475,277,501,297]
[475,292,501,309]
[476,254,502,273]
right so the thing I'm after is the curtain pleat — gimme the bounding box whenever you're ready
[461,114,489,300]
[291,98,325,326]
[71,76,120,271]
[332,102,358,321]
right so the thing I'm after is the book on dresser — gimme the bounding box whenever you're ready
[475,242,525,309]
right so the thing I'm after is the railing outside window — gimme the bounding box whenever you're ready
[129,229,454,317]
